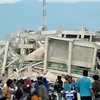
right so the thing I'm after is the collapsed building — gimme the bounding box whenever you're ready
[0,26,100,81]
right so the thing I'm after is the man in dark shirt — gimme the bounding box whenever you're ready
[56,76,63,100]
[56,76,63,88]
[92,75,100,100]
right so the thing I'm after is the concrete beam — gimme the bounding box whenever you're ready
[0,47,5,56]
[44,37,49,74]
[23,47,44,61]
[18,44,35,49]
[97,57,100,66]
[0,41,6,46]
[74,40,95,48]
[6,57,19,68]
[38,41,45,52]
[2,41,9,74]
[8,61,43,79]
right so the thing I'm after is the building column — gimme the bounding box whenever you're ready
[28,67,32,77]
[44,37,49,74]
[91,47,97,71]
[20,41,24,55]
[81,34,85,39]
[90,36,92,42]
[64,35,66,38]
[2,41,9,74]
[77,35,80,39]
[8,67,13,77]
[68,41,73,75]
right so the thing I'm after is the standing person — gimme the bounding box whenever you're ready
[31,80,35,93]
[15,79,25,100]
[0,79,6,100]
[38,80,49,100]
[24,77,32,94]
[2,79,13,100]
[64,75,69,87]
[56,76,63,88]
[43,78,50,90]
[78,70,95,100]
[55,76,63,100]
[25,77,32,86]
[92,75,100,100]
[34,77,40,91]
[13,79,17,90]
[0,79,4,95]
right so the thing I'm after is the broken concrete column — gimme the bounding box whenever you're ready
[28,67,32,77]
[2,41,9,74]
[90,35,92,42]
[44,37,49,74]
[68,41,73,75]
[8,67,13,77]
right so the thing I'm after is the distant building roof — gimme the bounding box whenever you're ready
[96,31,100,36]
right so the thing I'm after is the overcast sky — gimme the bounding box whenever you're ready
[0,0,100,40]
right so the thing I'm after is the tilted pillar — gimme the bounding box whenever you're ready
[2,41,9,74]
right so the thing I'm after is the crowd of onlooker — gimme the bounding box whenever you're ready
[0,76,51,100]
[0,70,100,100]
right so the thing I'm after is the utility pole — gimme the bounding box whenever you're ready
[43,0,47,31]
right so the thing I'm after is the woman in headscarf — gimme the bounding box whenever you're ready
[38,80,49,100]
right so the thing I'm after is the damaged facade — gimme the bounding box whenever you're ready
[0,26,100,81]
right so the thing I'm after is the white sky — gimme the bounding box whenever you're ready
[38,0,100,3]
[0,0,100,4]
[0,0,21,4]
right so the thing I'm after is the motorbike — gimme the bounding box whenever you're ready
[48,83,62,100]
[61,90,76,100]
[48,89,57,100]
